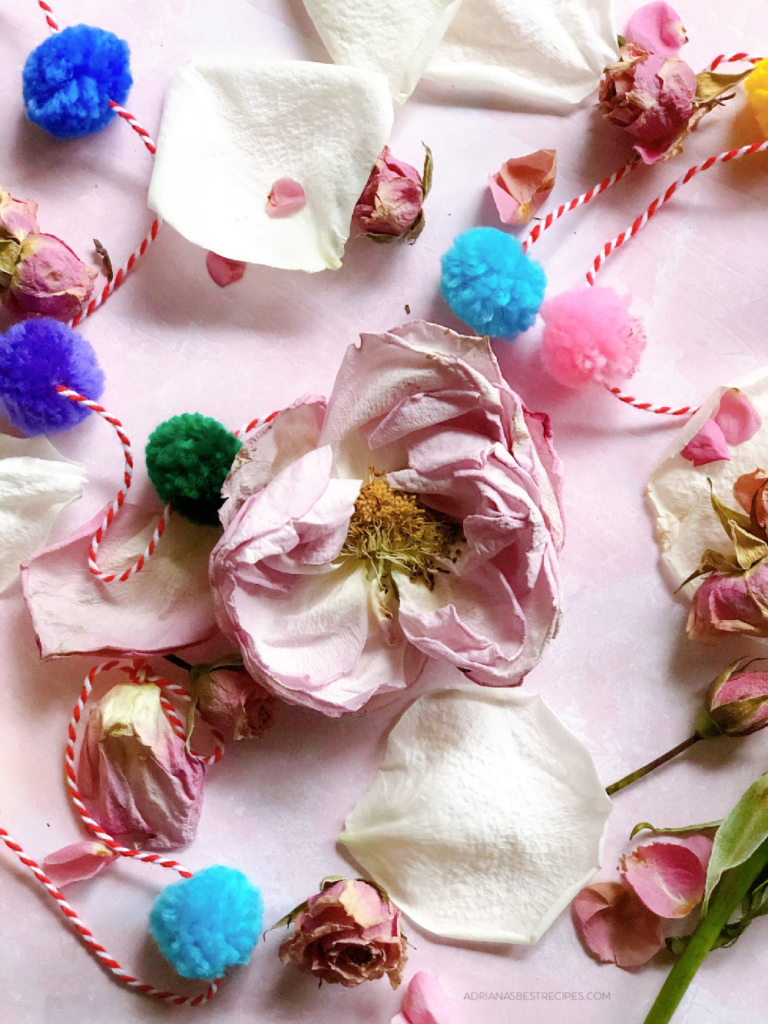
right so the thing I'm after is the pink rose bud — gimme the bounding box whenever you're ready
[696,660,768,737]
[77,682,207,851]
[353,146,429,241]
[189,653,277,742]
[598,43,696,164]
[3,233,98,321]
[625,2,687,57]
[279,878,408,988]
[488,149,557,228]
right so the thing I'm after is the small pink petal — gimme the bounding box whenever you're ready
[206,252,246,288]
[397,972,462,1024]
[572,882,665,967]
[488,149,556,227]
[680,419,731,466]
[266,178,307,217]
[714,388,762,446]
[626,3,687,57]
[42,841,116,887]
[621,839,710,918]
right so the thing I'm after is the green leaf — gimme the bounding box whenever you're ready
[731,523,768,571]
[709,479,753,537]
[263,899,309,937]
[631,820,723,840]
[0,237,21,288]
[703,773,768,912]
[695,69,753,104]
[677,548,741,589]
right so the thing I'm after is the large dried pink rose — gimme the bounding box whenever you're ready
[210,322,564,716]
[77,682,206,851]
[599,43,696,164]
[353,147,428,241]
[279,879,408,988]
[4,233,98,321]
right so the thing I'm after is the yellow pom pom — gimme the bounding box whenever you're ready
[745,58,768,138]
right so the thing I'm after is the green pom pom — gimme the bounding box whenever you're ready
[146,413,241,526]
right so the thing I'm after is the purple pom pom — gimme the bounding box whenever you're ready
[0,319,104,435]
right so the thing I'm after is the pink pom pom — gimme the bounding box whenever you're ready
[540,286,646,388]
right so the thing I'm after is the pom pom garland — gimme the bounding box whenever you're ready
[0,318,104,435]
[440,227,546,338]
[23,25,132,139]
[149,866,263,980]
[540,287,646,388]
[145,414,242,527]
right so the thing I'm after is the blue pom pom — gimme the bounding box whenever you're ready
[23,25,132,139]
[149,866,263,980]
[0,319,104,436]
[440,227,546,338]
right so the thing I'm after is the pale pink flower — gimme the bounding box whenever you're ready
[353,147,425,239]
[77,682,206,851]
[488,149,556,228]
[210,322,564,716]
[42,841,117,887]
[625,2,687,57]
[392,971,462,1024]
[279,878,408,988]
[621,836,713,918]
[572,882,665,967]
[4,233,98,321]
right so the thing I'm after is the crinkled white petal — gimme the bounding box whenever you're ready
[340,685,612,944]
[303,0,461,105]
[424,0,619,106]
[648,367,768,596]
[0,435,86,593]
[149,59,394,272]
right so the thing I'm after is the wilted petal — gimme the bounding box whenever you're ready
[22,501,220,658]
[572,882,665,967]
[488,150,556,227]
[205,252,246,288]
[680,419,730,466]
[687,564,768,643]
[0,434,86,594]
[396,972,462,1024]
[340,686,612,944]
[626,2,687,57]
[714,388,762,446]
[43,841,117,887]
[621,837,712,918]
[266,178,307,216]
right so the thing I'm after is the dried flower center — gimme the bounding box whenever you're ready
[341,473,464,592]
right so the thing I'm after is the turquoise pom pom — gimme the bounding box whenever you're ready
[440,227,546,339]
[149,866,263,980]
[23,25,132,139]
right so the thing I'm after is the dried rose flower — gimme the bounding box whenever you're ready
[189,652,277,742]
[279,878,408,988]
[353,146,432,242]
[3,233,98,321]
[77,681,206,851]
[599,43,696,164]
[695,660,768,737]
[488,149,556,227]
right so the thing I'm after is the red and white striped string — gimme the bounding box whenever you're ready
[0,657,225,1005]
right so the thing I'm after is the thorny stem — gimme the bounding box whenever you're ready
[605,735,702,796]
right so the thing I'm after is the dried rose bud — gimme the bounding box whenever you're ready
[189,653,277,742]
[598,43,696,164]
[696,661,768,737]
[488,149,557,227]
[77,682,206,851]
[3,233,98,321]
[353,146,431,242]
[279,878,408,988]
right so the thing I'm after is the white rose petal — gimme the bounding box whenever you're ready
[149,59,394,272]
[0,434,86,593]
[340,685,612,944]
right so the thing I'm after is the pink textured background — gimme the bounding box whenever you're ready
[2,1,768,1022]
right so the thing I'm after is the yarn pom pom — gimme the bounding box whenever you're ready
[440,227,546,338]
[149,866,263,980]
[23,25,132,139]
[540,286,646,388]
[745,57,768,138]
[0,319,104,435]
[146,413,242,526]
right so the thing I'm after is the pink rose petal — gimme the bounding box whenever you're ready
[42,841,117,887]
[621,837,713,918]
[206,251,246,288]
[266,178,307,217]
[714,388,762,446]
[626,3,687,57]
[396,972,462,1024]
[22,502,220,658]
[680,419,731,466]
[488,149,556,227]
[572,882,665,967]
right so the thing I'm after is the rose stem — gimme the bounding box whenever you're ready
[163,654,192,671]
[642,837,768,1024]
[605,735,702,796]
